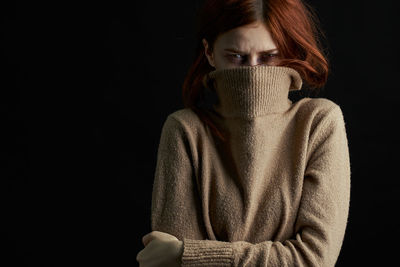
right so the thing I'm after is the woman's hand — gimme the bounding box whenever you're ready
[136,231,183,267]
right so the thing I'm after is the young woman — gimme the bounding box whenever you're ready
[136,0,351,266]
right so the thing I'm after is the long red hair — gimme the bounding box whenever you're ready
[182,0,329,141]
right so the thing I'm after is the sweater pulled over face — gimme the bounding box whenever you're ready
[150,65,351,267]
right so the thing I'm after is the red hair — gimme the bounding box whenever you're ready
[182,0,329,141]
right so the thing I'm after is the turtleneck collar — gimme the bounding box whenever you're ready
[202,65,303,118]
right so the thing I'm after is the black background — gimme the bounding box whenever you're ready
[2,1,399,266]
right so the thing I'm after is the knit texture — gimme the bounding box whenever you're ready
[151,65,351,266]
[207,65,302,118]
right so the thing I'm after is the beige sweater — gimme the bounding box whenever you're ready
[151,65,351,266]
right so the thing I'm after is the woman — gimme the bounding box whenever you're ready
[136,0,351,266]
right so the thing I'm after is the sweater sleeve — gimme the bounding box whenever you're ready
[151,114,205,241]
[181,105,351,267]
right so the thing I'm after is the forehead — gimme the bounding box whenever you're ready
[216,22,277,51]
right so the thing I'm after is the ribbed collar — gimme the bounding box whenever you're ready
[202,65,303,118]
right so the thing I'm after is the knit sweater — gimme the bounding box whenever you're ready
[150,65,351,267]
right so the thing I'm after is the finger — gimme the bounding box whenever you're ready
[153,231,179,242]
[136,249,143,262]
[142,232,154,247]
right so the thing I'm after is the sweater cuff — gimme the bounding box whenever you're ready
[181,238,233,266]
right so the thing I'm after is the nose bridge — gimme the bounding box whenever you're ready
[247,54,258,66]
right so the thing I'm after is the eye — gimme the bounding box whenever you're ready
[230,54,244,59]
[267,53,278,58]
[259,53,280,62]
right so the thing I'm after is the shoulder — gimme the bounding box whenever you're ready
[168,108,202,125]
[294,97,340,115]
[160,108,204,137]
[294,97,348,147]
[292,97,348,141]
[293,97,346,124]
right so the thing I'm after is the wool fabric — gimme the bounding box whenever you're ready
[150,65,351,266]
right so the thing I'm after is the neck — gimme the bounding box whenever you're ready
[203,65,303,118]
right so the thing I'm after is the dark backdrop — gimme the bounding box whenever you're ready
[2,1,398,266]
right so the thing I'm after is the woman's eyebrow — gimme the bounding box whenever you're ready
[224,48,279,54]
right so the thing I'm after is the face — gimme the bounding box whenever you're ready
[202,21,281,70]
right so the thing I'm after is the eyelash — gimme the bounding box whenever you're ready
[229,53,279,61]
